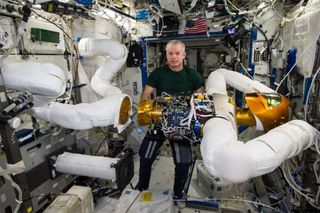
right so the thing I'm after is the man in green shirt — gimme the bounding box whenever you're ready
[136,40,204,199]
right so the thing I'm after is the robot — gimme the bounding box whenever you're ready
[137,68,318,183]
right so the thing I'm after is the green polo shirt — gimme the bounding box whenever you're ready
[146,65,204,96]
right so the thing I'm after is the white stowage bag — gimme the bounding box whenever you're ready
[55,152,119,180]
[115,189,175,213]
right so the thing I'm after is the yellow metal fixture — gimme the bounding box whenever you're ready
[119,96,131,125]
[137,100,162,125]
[236,108,256,127]
[245,93,289,131]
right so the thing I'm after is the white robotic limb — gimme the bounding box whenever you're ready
[78,38,128,97]
[201,69,318,183]
[2,62,67,107]
[1,38,131,132]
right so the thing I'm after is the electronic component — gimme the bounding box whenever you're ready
[154,14,179,37]
[41,1,89,17]
[0,154,17,213]
[23,18,65,54]
[137,93,215,142]
[0,16,18,53]
[30,28,60,43]
[127,43,143,67]
[0,1,22,18]
[253,40,269,63]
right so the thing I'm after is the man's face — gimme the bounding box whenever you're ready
[166,44,185,70]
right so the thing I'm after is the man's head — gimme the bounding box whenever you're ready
[166,40,186,71]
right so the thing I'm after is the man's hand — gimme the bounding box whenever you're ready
[195,86,205,93]
[141,85,155,100]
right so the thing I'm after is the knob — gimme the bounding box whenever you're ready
[8,117,21,129]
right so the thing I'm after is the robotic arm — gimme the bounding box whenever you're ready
[78,38,128,97]
[201,69,318,182]
[2,62,67,107]
[206,69,290,131]
[1,38,131,132]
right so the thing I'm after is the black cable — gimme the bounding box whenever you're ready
[94,137,109,155]
[22,4,32,22]
[22,195,49,203]
[253,23,271,46]
[124,191,141,213]
[302,0,309,6]
[22,192,81,203]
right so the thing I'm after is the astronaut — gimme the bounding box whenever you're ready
[135,40,204,199]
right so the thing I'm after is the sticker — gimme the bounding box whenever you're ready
[52,182,58,188]
[133,82,138,96]
[27,206,33,213]
[140,192,152,202]
[1,194,6,202]
[46,144,52,150]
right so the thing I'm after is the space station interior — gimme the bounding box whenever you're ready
[0,0,320,212]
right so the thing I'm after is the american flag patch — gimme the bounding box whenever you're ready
[185,18,208,34]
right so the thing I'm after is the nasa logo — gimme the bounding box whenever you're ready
[133,82,138,96]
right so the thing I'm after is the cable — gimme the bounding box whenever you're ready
[22,192,81,203]
[254,23,271,46]
[280,5,306,27]
[313,159,320,205]
[286,162,309,193]
[255,0,277,18]
[0,31,22,66]
[244,191,286,211]
[0,3,32,66]
[252,182,289,208]
[179,196,283,212]
[276,41,318,92]
[225,0,276,17]
[271,1,284,18]
[124,191,141,213]
[94,137,109,156]
[223,0,237,16]
[239,61,254,79]
[226,0,241,12]
[315,133,320,156]
[0,166,23,213]
[148,4,164,37]
[281,161,320,210]
[304,65,320,122]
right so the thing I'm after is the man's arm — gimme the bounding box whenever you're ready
[141,85,155,100]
